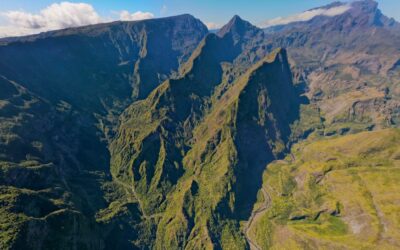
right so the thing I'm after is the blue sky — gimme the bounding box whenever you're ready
[0,0,399,37]
[1,0,399,24]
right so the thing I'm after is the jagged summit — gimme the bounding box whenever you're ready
[325,0,400,30]
[265,0,399,34]
[356,0,378,8]
[351,0,400,29]
[217,15,261,42]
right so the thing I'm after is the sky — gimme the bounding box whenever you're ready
[0,0,399,37]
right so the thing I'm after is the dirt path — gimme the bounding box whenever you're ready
[244,187,272,250]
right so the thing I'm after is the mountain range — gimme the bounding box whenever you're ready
[0,0,399,249]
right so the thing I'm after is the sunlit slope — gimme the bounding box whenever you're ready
[250,129,400,249]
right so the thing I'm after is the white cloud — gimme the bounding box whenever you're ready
[119,10,154,21]
[4,2,101,30]
[4,11,46,29]
[205,22,221,30]
[0,2,155,38]
[260,4,352,28]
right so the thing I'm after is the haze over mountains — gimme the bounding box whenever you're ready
[0,0,399,249]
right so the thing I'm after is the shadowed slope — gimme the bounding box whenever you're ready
[0,15,208,250]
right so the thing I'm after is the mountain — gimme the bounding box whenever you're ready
[111,45,300,248]
[0,14,208,249]
[266,0,400,73]
[0,0,400,249]
[263,0,400,137]
[245,1,400,248]
[0,14,208,106]
[217,15,262,43]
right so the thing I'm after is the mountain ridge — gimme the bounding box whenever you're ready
[0,14,206,44]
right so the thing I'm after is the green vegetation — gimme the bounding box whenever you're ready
[110,20,300,246]
[0,15,208,249]
[250,129,400,249]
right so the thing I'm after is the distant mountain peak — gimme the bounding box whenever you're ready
[217,15,261,41]
[230,15,244,23]
[263,0,399,34]
[344,0,400,30]
[358,0,378,7]
[352,0,378,12]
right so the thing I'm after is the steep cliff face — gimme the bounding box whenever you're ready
[110,16,264,216]
[0,14,208,111]
[163,49,299,249]
[0,15,207,249]
[112,44,300,248]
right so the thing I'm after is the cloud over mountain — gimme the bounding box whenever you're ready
[260,4,351,28]
[119,10,154,21]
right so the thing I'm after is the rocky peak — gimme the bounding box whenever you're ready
[217,15,261,43]
[355,0,378,11]
[273,0,399,34]
[340,0,399,30]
